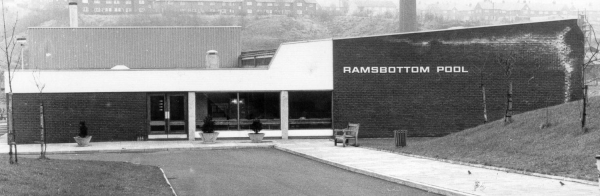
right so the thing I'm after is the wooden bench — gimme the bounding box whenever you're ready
[333,123,359,147]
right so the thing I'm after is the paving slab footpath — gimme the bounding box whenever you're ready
[0,136,597,196]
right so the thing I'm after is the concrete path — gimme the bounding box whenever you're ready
[1,138,598,196]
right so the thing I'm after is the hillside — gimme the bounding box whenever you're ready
[78,14,400,51]
[373,96,600,181]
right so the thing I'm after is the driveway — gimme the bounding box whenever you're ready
[47,148,440,196]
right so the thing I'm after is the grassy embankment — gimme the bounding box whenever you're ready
[361,96,600,181]
[0,156,173,195]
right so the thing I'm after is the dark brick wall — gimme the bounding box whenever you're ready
[13,93,147,144]
[332,20,584,137]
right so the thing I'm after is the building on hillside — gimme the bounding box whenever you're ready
[76,0,316,15]
[419,0,600,24]
[154,0,243,15]
[9,19,584,143]
[472,0,529,22]
[241,0,317,16]
[316,0,347,16]
[347,0,396,17]
[421,2,474,21]
[74,0,156,14]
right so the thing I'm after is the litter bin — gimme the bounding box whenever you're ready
[394,130,407,147]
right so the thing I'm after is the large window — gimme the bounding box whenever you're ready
[289,91,332,129]
[197,92,280,131]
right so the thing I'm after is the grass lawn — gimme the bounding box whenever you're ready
[0,156,173,196]
[360,96,600,181]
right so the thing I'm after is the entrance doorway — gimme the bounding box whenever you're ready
[148,94,187,138]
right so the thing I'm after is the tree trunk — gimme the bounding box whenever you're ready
[582,85,588,131]
[504,82,513,123]
[482,85,488,123]
[7,93,14,164]
[39,103,46,159]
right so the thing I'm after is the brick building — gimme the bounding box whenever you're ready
[75,0,316,15]
[347,0,396,17]
[8,19,583,143]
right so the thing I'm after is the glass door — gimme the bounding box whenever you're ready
[168,95,186,134]
[149,94,187,137]
[149,95,166,134]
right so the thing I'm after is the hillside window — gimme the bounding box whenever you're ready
[126,0,131,4]
[247,2,252,5]
[139,0,144,4]
[297,3,302,6]
[106,0,112,4]
[82,0,88,3]
[247,9,252,13]
[285,3,290,6]
[83,7,89,12]
[114,0,120,4]
[267,3,272,6]
[257,2,262,6]
[94,0,100,4]
[297,10,302,14]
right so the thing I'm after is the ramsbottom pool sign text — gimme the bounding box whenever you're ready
[343,66,468,73]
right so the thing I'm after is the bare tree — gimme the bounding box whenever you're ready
[579,14,600,132]
[1,0,21,164]
[467,50,492,123]
[495,46,519,124]
[32,67,47,159]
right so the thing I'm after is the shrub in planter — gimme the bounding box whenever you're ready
[248,119,264,143]
[201,116,219,143]
[73,121,92,147]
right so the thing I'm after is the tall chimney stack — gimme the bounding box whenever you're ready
[69,2,78,27]
[399,0,417,32]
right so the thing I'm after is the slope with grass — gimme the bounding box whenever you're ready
[362,97,600,181]
[0,156,173,195]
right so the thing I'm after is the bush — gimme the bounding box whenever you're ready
[201,116,215,133]
[250,119,263,134]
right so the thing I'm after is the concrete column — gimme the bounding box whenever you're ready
[188,92,196,141]
[596,155,600,192]
[280,91,289,140]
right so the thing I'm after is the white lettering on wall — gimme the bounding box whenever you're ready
[342,66,467,74]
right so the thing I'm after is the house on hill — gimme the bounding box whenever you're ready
[347,0,396,17]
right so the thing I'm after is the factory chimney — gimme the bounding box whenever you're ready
[69,2,78,27]
[399,0,417,32]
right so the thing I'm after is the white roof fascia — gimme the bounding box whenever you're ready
[8,40,334,93]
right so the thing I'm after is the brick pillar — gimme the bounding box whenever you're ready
[188,92,196,141]
[280,91,289,140]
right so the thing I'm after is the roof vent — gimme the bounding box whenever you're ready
[111,65,130,70]
[206,50,220,69]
